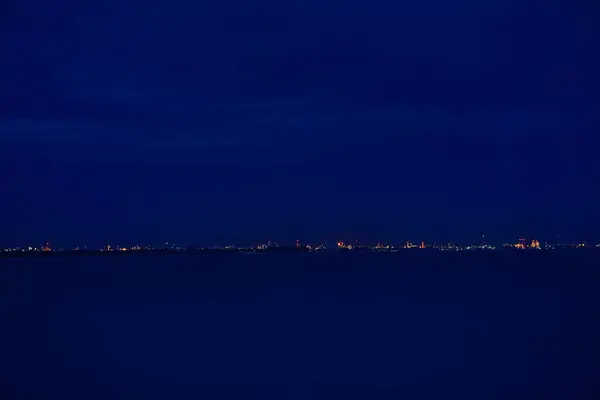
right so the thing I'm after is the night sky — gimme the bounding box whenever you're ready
[2,1,598,247]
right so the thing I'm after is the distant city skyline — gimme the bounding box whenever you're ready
[4,235,599,253]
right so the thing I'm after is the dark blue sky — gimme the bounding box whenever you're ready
[2,1,598,247]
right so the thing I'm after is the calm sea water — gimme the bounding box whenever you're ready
[1,252,599,399]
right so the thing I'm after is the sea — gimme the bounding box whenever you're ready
[1,251,599,399]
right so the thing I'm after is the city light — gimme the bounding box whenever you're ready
[2,236,599,255]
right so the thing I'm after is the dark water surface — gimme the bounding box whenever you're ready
[1,252,599,399]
